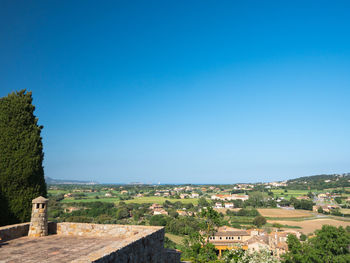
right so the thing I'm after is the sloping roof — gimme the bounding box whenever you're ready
[217,226,242,232]
[247,235,269,245]
[276,242,288,250]
[32,196,48,203]
[214,231,250,236]
[270,231,289,237]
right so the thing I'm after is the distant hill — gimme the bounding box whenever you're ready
[45,176,99,185]
[287,173,350,190]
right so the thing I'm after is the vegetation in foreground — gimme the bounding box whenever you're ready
[283,225,350,263]
[0,90,46,226]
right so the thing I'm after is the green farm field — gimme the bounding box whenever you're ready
[60,196,198,205]
[61,197,119,203]
[165,233,184,245]
[48,189,68,195]
[122,196,198,205]
[271,189,311,199]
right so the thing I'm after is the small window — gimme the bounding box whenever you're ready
[238,236,240,240]
[42,204,45,209]
[220,237,222,240]
[36,204,40,209]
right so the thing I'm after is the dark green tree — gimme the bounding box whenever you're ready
[199,207,221,241]
[0,90,47,225]
[299,234,307,241]
[253,215,267,227]
[335,197,342,204]
[248,191,265,208]
[283,225,350,263]
[116,207,129,220]
[181,232,217,263]
[149,214,167,226]
[164,236,177,249]
[307,191,314,199]
[198,197,209,207]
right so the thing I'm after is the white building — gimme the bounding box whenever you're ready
[214,202,223,208]
[224,203,234,208]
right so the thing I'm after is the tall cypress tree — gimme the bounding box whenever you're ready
[0,90,47,226]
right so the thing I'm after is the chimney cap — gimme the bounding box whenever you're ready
[32,196,48,203]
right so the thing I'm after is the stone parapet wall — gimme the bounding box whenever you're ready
[56,223,179,263]
[163,249,181,263]
[56,222,162,238]
[72,226,167,263]
[0,222,56,241]
[0,223,29,241]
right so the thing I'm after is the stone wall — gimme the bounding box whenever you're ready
[163,249,182,263]
[79,226,165,263]
[99,231,182,263]
[0,223,29,241]
[56,222,161,238]
[56,223,180,263]
[0,222,56,241]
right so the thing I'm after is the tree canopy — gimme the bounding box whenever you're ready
[253,215,266,228]
[283,225,350,263]
[0,90,47,225]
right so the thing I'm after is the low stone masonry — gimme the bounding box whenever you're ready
[57,222,160,238]
[57,222,167,262]
[163,249,182,263]
[0,222,57,241]
[70,224,166,263]
[0,222,29,241]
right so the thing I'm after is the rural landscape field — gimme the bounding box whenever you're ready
[46,173,350,256]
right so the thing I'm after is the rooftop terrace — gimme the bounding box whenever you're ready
[0,235,122,263]
[0,222,179,263]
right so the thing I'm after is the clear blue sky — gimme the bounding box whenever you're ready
[1,1,350,184]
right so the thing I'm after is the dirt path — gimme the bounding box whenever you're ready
[268,218,350,234]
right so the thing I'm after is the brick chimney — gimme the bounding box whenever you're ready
[28,196,48,237]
